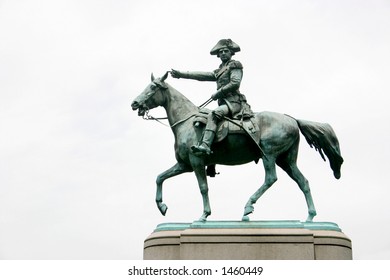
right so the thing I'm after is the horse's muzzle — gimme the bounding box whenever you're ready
[131,101,146,116]
[131,100,139,110]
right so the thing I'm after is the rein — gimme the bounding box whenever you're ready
[143,109,195,128]
[142,97,213,128]
[142,110,170,127]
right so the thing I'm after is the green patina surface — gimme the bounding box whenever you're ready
[154,220,341,232]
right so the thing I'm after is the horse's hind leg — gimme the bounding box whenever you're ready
[291,165,317,222]
[277,156,317,222]
[242,157,278,221]
[156,162,192,216]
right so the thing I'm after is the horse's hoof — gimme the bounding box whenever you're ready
[242,215,250,222]
[305,211,316,222]
[244,205,254,216]
[198,212,210,222]
[198,217,207,222]
[158,203,168,216]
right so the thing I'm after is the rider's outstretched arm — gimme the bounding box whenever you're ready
[171,69,216,82]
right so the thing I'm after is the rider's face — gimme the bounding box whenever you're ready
[218,48,232,62]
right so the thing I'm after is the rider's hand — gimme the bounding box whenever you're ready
[170,69,182,79]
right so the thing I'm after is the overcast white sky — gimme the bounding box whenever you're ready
[0,0,389,260]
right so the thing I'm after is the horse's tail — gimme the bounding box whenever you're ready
[296,118,344,179]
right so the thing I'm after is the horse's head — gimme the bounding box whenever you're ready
[131,72,169,117]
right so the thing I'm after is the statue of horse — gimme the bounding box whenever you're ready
[131,72,343,222]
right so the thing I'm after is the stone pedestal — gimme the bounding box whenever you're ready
[143,221,352,260]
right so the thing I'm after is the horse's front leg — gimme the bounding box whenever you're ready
[156,162,192,216]
[191,158,211,221]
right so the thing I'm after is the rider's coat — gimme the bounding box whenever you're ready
[183,59,245,116]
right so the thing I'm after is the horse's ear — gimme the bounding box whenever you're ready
[151,73,155,81]
[161,71,169,82]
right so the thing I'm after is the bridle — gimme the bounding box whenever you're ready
[141,107,170,127]
[140,79,213,128]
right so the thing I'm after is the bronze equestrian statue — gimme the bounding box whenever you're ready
[131,40,343,222]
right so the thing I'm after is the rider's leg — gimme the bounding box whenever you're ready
[192,105,229,156]
[191,120,216,156]
[213,104,230,119]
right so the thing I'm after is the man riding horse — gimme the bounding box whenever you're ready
[132,40,343,222]
[171,39,252,156]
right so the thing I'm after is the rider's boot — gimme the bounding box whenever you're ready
[191,129,215,156]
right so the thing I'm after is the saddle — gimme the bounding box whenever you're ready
[194,108,262,177]
[193,108,261,145]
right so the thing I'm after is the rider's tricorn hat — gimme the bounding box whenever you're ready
[210,39,241,55]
